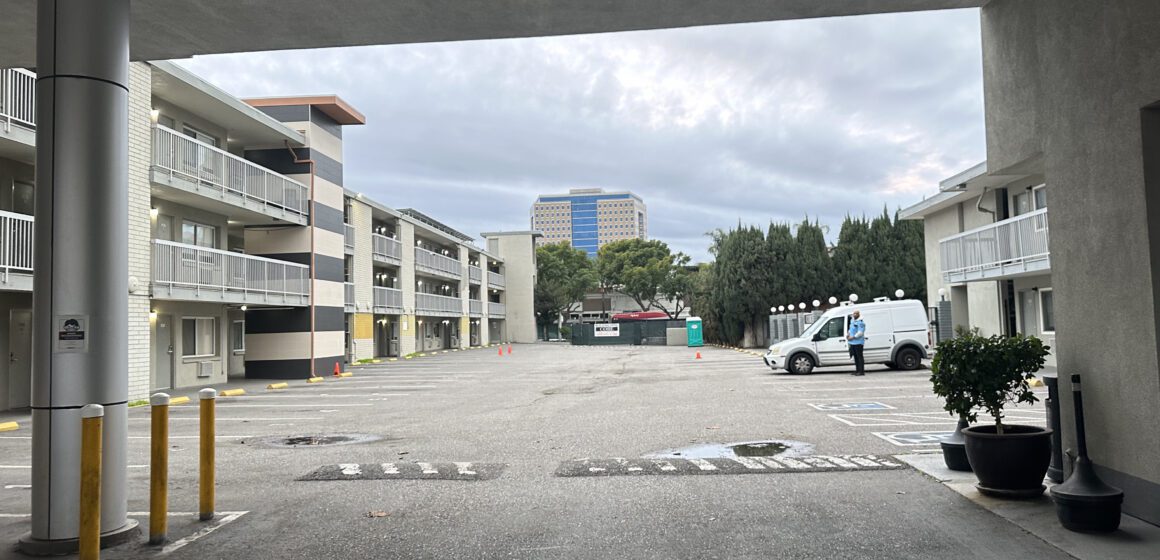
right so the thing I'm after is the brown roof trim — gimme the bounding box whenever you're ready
[244,95,366,125]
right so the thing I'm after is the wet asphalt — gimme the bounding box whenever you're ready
[0,344,1062,559]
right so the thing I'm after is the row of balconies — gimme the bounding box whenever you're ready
[343,282,505,318]
[343,228,502,287]
[1,68,35,131]
[0,212,311,306]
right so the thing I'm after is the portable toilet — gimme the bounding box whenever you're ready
[686,316,704,347]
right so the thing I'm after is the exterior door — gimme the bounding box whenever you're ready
[7,309,31,409]
[1020,291,1040,337]
[154,314,174,390]
[813,316,850,366]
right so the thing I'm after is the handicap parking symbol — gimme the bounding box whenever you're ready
[808,402,895,411]
[873,431,955,446]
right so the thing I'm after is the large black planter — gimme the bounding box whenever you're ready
[963,424,1052,498]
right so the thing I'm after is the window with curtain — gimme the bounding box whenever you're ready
[182,317,216,357]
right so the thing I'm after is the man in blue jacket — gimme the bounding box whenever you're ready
[847,310,866,376]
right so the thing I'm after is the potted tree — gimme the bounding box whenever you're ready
[930,330,1051,497]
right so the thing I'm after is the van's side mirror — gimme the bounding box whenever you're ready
[812,333,825,342]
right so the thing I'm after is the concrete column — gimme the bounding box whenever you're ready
[22,0,139,552]
[478,254,490,345]
[459,246,470,349]
[399,221,417,356]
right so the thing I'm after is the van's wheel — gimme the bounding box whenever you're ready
[788,353,816,375]
[896,348,922,371]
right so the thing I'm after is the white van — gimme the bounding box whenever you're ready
[763,299,931,374]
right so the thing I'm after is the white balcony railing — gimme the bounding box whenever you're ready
[344,282,355,310]
[940,207,1050,283]
[487,271,505,289]
[373,234,402,262]
[1,69,36,130]
[151,125,309,220]
[0,210,33,282]
[488,302,506,317]
[374,286,403,311]
[468,265,482,283]
[416,293,461,316]
[344,224,355,250]
[469,299,483,315]
[415,247,461,279]
[153,240,309,305]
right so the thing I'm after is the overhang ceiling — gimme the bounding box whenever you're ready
[0,1,983,69]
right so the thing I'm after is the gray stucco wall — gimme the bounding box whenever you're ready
[983,0,1160,522]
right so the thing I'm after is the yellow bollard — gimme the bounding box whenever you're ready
[149,393,170,545]
[79,404,104,560]
[199,388,216,521]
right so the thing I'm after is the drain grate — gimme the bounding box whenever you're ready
[261,434,381,448]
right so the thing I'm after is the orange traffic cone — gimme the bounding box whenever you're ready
[507,344,512,354]
[498,346,504,357]
[333,362,341,377]
[695,351,702,360]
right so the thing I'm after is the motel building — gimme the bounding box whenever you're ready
[0,61,536,411]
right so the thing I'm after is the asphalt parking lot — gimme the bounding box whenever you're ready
[0,344,1063,559]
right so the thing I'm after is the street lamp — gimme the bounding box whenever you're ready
[812,300,820,308]
[895,289,905,299]
[770,306,776,314]
[828,296,838,305]
[849,294,859,302]
[798,303,806,310]
[938,288,946,301]
[778,305,785,312]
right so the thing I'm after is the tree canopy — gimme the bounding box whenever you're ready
[596,238,675,312]
[535,241,596,323]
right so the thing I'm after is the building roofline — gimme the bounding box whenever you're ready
[938,160,987,191]
[244,95,367,125]
[482,230,543,238]
[148,60,306,145]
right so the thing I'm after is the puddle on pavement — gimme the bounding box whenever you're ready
[260,433,381,448]
[643,440,813,459]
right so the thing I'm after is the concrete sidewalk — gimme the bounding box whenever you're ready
[899,454,1160,560]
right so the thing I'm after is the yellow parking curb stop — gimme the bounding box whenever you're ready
[306,377,325,384]
[220,389,246,397]
[266,383,289,390]
[0,421,19,432]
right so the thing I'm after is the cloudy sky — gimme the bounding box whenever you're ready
[177,8,984,262]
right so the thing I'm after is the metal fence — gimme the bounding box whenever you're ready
[373,233,402,261]
[768,312,822,345]
[415,247,461,278]
[153,240,309,303]
[469,299,483,315]
[469,265,482,283]
[417,293,461,315]
[151,125,309,218]
[488,302,506,317]
[0,210,33,280]
[1,68,35,130]
[571,320,685,346]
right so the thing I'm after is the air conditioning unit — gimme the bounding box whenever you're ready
[197,361,213,378]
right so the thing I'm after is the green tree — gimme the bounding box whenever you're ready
[653,252,694,319]
[793,218,833,305]
[596,238,675,311]
[535,241,596,326]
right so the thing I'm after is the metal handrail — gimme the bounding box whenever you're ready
[374,286,403,309]
[373,233,402,261]
[940,208,1050,278]
[0,210,33,281]
[468,265,482,283]
[416,293,461,314]
[414,247,461,277]
[153,240,309,299]
[0,68,35,130]
[151,125,309,218]
[487,270,505,288]
[488,302,506,316]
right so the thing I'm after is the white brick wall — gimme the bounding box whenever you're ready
[127,62,153,400]
[352,199,372,308]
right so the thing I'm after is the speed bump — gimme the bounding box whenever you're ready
[0,422,19,432]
